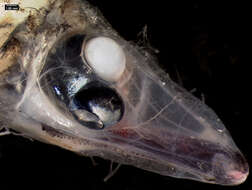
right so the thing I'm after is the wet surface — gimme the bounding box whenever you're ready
[0,0,250,189]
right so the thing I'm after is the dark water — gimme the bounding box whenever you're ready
[0,1,250,189]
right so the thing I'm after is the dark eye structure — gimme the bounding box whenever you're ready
[40,34,124,130]
[73,81,124,128]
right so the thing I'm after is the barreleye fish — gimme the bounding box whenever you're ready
[0,0,249,185]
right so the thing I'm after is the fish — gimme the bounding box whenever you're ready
[0,0,249,186]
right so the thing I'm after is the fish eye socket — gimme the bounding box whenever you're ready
[39,34,124,130]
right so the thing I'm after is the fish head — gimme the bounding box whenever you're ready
[0,0,249,185]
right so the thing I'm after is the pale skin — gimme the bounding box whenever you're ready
[0,0,249,186]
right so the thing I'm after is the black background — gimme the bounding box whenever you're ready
[0,1,250,189]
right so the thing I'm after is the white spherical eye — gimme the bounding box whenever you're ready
[84,36,126,82]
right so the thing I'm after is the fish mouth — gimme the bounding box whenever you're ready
[86,120,249,185]
[211,152,249,185]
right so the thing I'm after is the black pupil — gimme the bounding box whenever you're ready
[73,81,124,128]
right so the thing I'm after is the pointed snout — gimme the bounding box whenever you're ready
[97,62,250,185]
